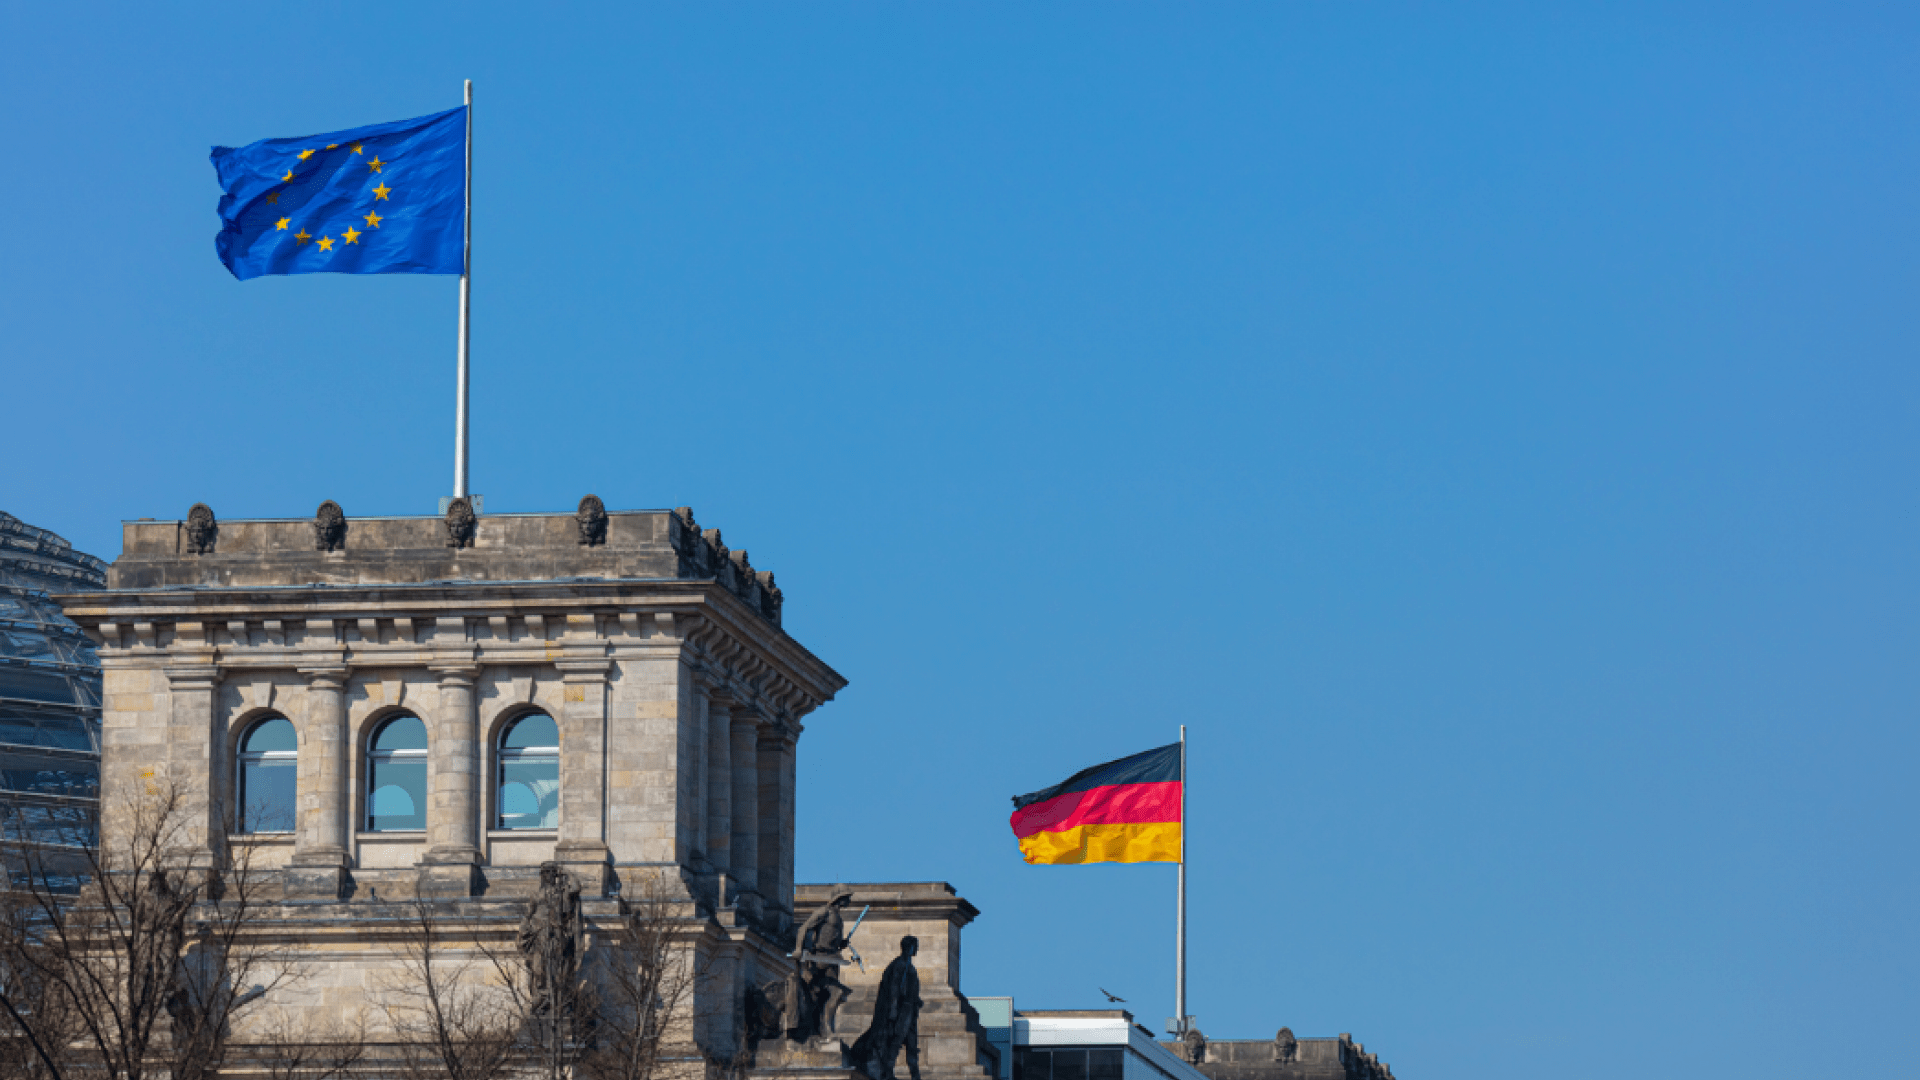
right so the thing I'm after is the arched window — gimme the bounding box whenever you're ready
[497,712,558,830]
[367,714,428,832]
[236,715,297,834]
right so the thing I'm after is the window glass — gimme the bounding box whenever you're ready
[371,715,428,751]
[1013,1049,1046,1080]
[236,715,296,833]
[501,712,558,749]
[1052,1050,1088,1080]
[497,711,558,830]
[1089,1050,1124,1080]
[368,714,428,831]
[242,716,296,753]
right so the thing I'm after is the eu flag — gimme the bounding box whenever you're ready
[212,107,466,280]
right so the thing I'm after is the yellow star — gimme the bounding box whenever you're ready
[294,228,311,245]
[326,144,337,149]
[266,192,279,205]
[298,149,315,160]
[342,226,361,245]
[352,143,363,154]
[317,236,334,251]
[275,217,290,230]
[363,210,383,228]
[372,182,391,201]
[282,169,294,182]
[368,157,385,173]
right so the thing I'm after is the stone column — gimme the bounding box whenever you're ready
[705,697,733,890]
[758,728,795,921]
[162,650,221,868]
[555,660,612,893]
[728,712,760,901]
[287,667,350,899]
[420,665,482,897]
[689,683,708,866]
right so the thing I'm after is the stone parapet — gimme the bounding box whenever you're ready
[1161,1034,1395,1080]
[108,503,783,626]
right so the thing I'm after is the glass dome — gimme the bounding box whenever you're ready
[0,511,106,891]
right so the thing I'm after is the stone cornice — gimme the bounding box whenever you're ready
[62,578,845,720]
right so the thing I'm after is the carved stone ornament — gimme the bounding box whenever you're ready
[1274,1027,1297,1063]
[1181,1027,1208,1064]
[184,503,217,555]
[313,500,347,552]
[576,494,608,546]
[444,497,477,549]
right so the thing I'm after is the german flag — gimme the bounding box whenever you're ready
[1009,742,1182,865]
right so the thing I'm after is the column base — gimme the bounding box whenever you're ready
[416,861,484,899]
[554,841,613,896]
[283,864,351,900]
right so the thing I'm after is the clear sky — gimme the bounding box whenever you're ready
[4,5,1916,1078]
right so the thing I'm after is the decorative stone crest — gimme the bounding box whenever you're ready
[1274,1027,1297,1063]
[666,506,782,626]
[576,494,607,546]
[1181,1027,1208,1064]
[312,500,347,552]
[444,497,476,549]
[184,504,217,555]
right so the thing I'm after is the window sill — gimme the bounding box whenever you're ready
[228,833,293,844]
[356,831,426,841]
[488,829,558,839]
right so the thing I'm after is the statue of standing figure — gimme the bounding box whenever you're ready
[851,937,922,1080]
[783,890,856,1043]
[519,862,583,1018]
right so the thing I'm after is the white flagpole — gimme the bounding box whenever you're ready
[1176,724,1187,1034]
[453,79,473,499]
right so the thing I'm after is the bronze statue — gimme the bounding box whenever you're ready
[519,862,582,1017]
[783,889,855,1043]
[851,936,922,1080]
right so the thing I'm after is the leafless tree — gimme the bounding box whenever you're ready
[256,1009,370,1080]
[575,881,747,1080]
[375,897,523,1080]
[0,780,296,1080]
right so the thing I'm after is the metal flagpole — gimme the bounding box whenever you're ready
[1176,724,1187,1034]
[453,79,473,499]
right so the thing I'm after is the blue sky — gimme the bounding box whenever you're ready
[4,5,1917,1078]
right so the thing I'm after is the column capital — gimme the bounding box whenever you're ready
[296,666,350,689]
[556,658,612,680]
[163,663,221,688]
[428,664,481,684]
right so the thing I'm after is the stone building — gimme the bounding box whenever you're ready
[58,499,848,1060]
[1156,1032,1394,1080]
[0,510,106,889]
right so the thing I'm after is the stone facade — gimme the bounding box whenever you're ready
[58,503,845,1060]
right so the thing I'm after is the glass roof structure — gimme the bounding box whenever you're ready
[0,511,105,890]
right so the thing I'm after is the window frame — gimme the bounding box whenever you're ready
[234,714,298,835]
[494,710,559,832]
[365,713,429,833]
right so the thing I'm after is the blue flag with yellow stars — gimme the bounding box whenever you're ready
[212,106,465,280]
